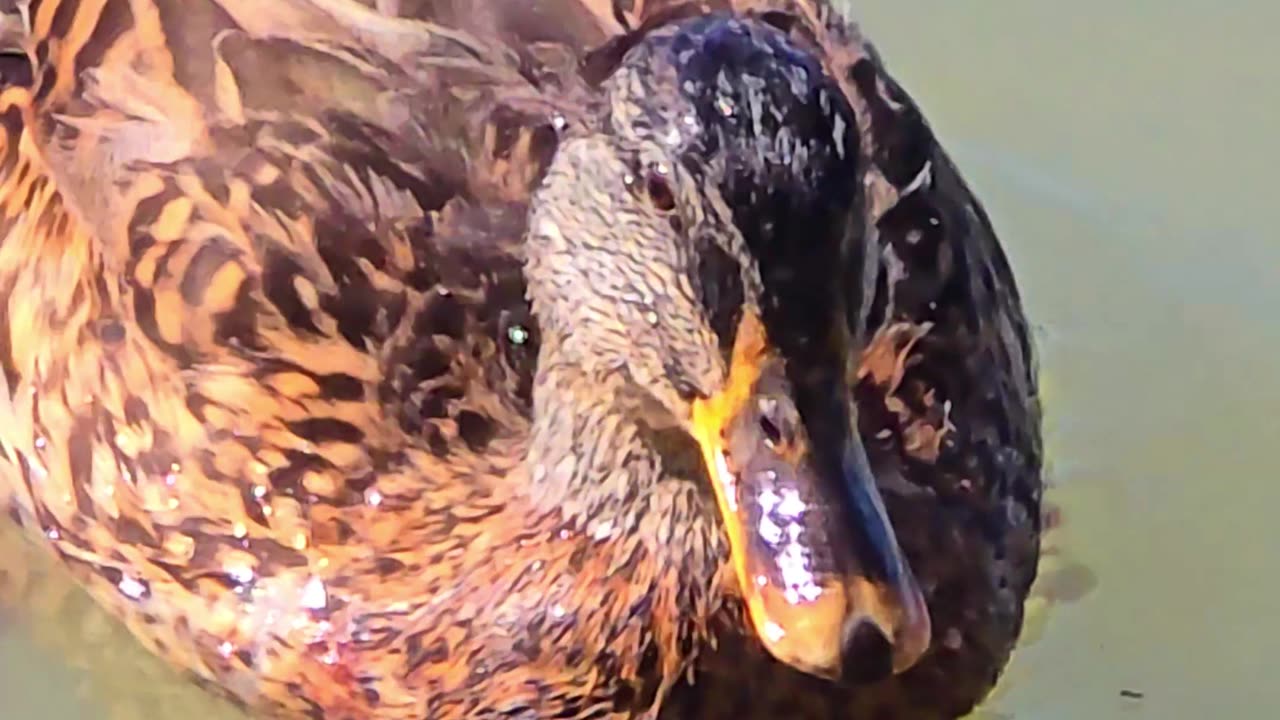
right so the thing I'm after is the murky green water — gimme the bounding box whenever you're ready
[854,1,1280,717]
[3,1,1278,717]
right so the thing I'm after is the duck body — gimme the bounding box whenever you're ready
[0,1,1041,718]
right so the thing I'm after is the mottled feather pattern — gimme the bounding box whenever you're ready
[0,1,1040,719]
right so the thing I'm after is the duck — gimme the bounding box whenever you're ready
[0,1,1043,718]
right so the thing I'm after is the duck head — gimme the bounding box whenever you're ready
[524,15,930,683]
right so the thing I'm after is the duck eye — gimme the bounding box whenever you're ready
[645,169,676,212]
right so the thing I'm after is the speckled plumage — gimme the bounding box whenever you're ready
[0,1,1040,719]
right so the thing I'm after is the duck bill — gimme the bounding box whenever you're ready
[690,314,931,682]
[822,428,932,678]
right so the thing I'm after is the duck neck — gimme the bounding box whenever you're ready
[513,341,729,695]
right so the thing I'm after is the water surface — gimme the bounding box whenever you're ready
[3,1,1278,717]
[853,1,1280,717]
